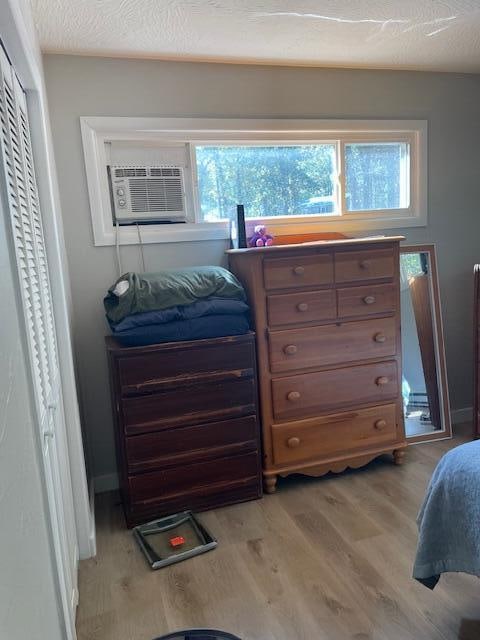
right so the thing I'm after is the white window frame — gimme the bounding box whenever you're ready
[80,117,427,246]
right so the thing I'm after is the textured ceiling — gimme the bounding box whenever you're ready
[31,0,480,72]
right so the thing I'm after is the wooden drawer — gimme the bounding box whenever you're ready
[337,283,397,318]
[125,481,262,527]
[125,415,258,474]
[117,334,255,395]
[335,248,395,284]
[263,253,333,291]
[128,451,261,506]
[272,404,397,465]
[269,317,397,373]
[122,377,256,435]
[272,361,398,420]
[267,289,336,327]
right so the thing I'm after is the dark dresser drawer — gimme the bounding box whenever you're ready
[125,415,258,473]
[128,451,261,507]
[126,477,262,527]
[116,334,255,395]
[122,377,256,435]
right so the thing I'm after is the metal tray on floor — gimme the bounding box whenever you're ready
[133,511,217,570]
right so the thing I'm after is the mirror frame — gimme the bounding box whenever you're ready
[400,244,452,443]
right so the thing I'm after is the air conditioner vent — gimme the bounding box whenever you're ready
[150,167,181,177]
[110,165,186,224]
[129,178,184,213]
[114,167,147,178]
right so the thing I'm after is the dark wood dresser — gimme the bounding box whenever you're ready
[228,236,407,493]
[106,333,262,527]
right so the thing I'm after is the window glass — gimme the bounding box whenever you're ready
[195,144,338,221]
[345,142,410,211]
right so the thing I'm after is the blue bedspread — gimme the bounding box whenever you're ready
[413,439,480,588]
[112,313,250,347]
[110,297,249,332]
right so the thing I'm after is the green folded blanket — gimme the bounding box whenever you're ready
[104,267,246,324]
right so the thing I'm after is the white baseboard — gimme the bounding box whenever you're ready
[94,472,119,493]
[451,406,472,425]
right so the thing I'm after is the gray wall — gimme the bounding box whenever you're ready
[43,54,480,485]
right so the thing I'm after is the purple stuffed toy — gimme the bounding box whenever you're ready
[248,225,274,248]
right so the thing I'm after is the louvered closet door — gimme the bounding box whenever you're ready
[0,47,77,639]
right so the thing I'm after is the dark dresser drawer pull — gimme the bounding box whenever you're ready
[287,436,301,448]
[376,376,389,386]
[363,295,376,305]
[284,344,298,356]
[374,333,386,343]
[293,266,305,276]
[359,259,371,270]
[287,391,301,402]
[297,302,309,312]
[374,419,387,430]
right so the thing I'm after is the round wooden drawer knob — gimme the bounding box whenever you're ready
[287,436,301,448]
[284,344,298,355]
[287,391,301,402]
[293,266,305,276]
[363,295,376,305]
[375,419,387,430]
[374,333,386,343]
[376,376,389,386]
[297,302,309,312]
[359,260,371,270]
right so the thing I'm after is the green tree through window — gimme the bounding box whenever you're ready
[195,144,337,221]
[195,141,410,221]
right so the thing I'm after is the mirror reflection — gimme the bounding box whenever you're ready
[400,248,450,440]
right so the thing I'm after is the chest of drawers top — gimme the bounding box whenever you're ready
[228,236,404,285]
[228,237,404,331]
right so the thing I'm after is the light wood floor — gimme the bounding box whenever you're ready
[77,424,480,640]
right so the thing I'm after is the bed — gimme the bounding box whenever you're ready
[413,439,480,588]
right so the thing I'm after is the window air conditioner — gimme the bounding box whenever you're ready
[109,165,187,224]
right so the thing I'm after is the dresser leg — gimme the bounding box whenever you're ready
[393,449,406,466]
[264,475,277,494]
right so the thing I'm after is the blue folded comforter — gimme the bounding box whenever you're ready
[110,297,249,332]
[413,440,480,588]
[112,313,250,347]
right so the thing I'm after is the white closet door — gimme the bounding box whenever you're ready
[0,46,78,639]
[14,65,79,608]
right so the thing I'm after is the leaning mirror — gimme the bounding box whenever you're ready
[400,245,451,442]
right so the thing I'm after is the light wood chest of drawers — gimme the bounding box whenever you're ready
[228,236,407,492]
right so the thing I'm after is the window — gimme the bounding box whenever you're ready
[194,135,416,224]
[195,143,338,221]
[345,142,410,212]
[80,118,427,246]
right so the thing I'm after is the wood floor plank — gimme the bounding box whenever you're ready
[77,424,480,640]
[240,496,374,639]
[292,507,441,640]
